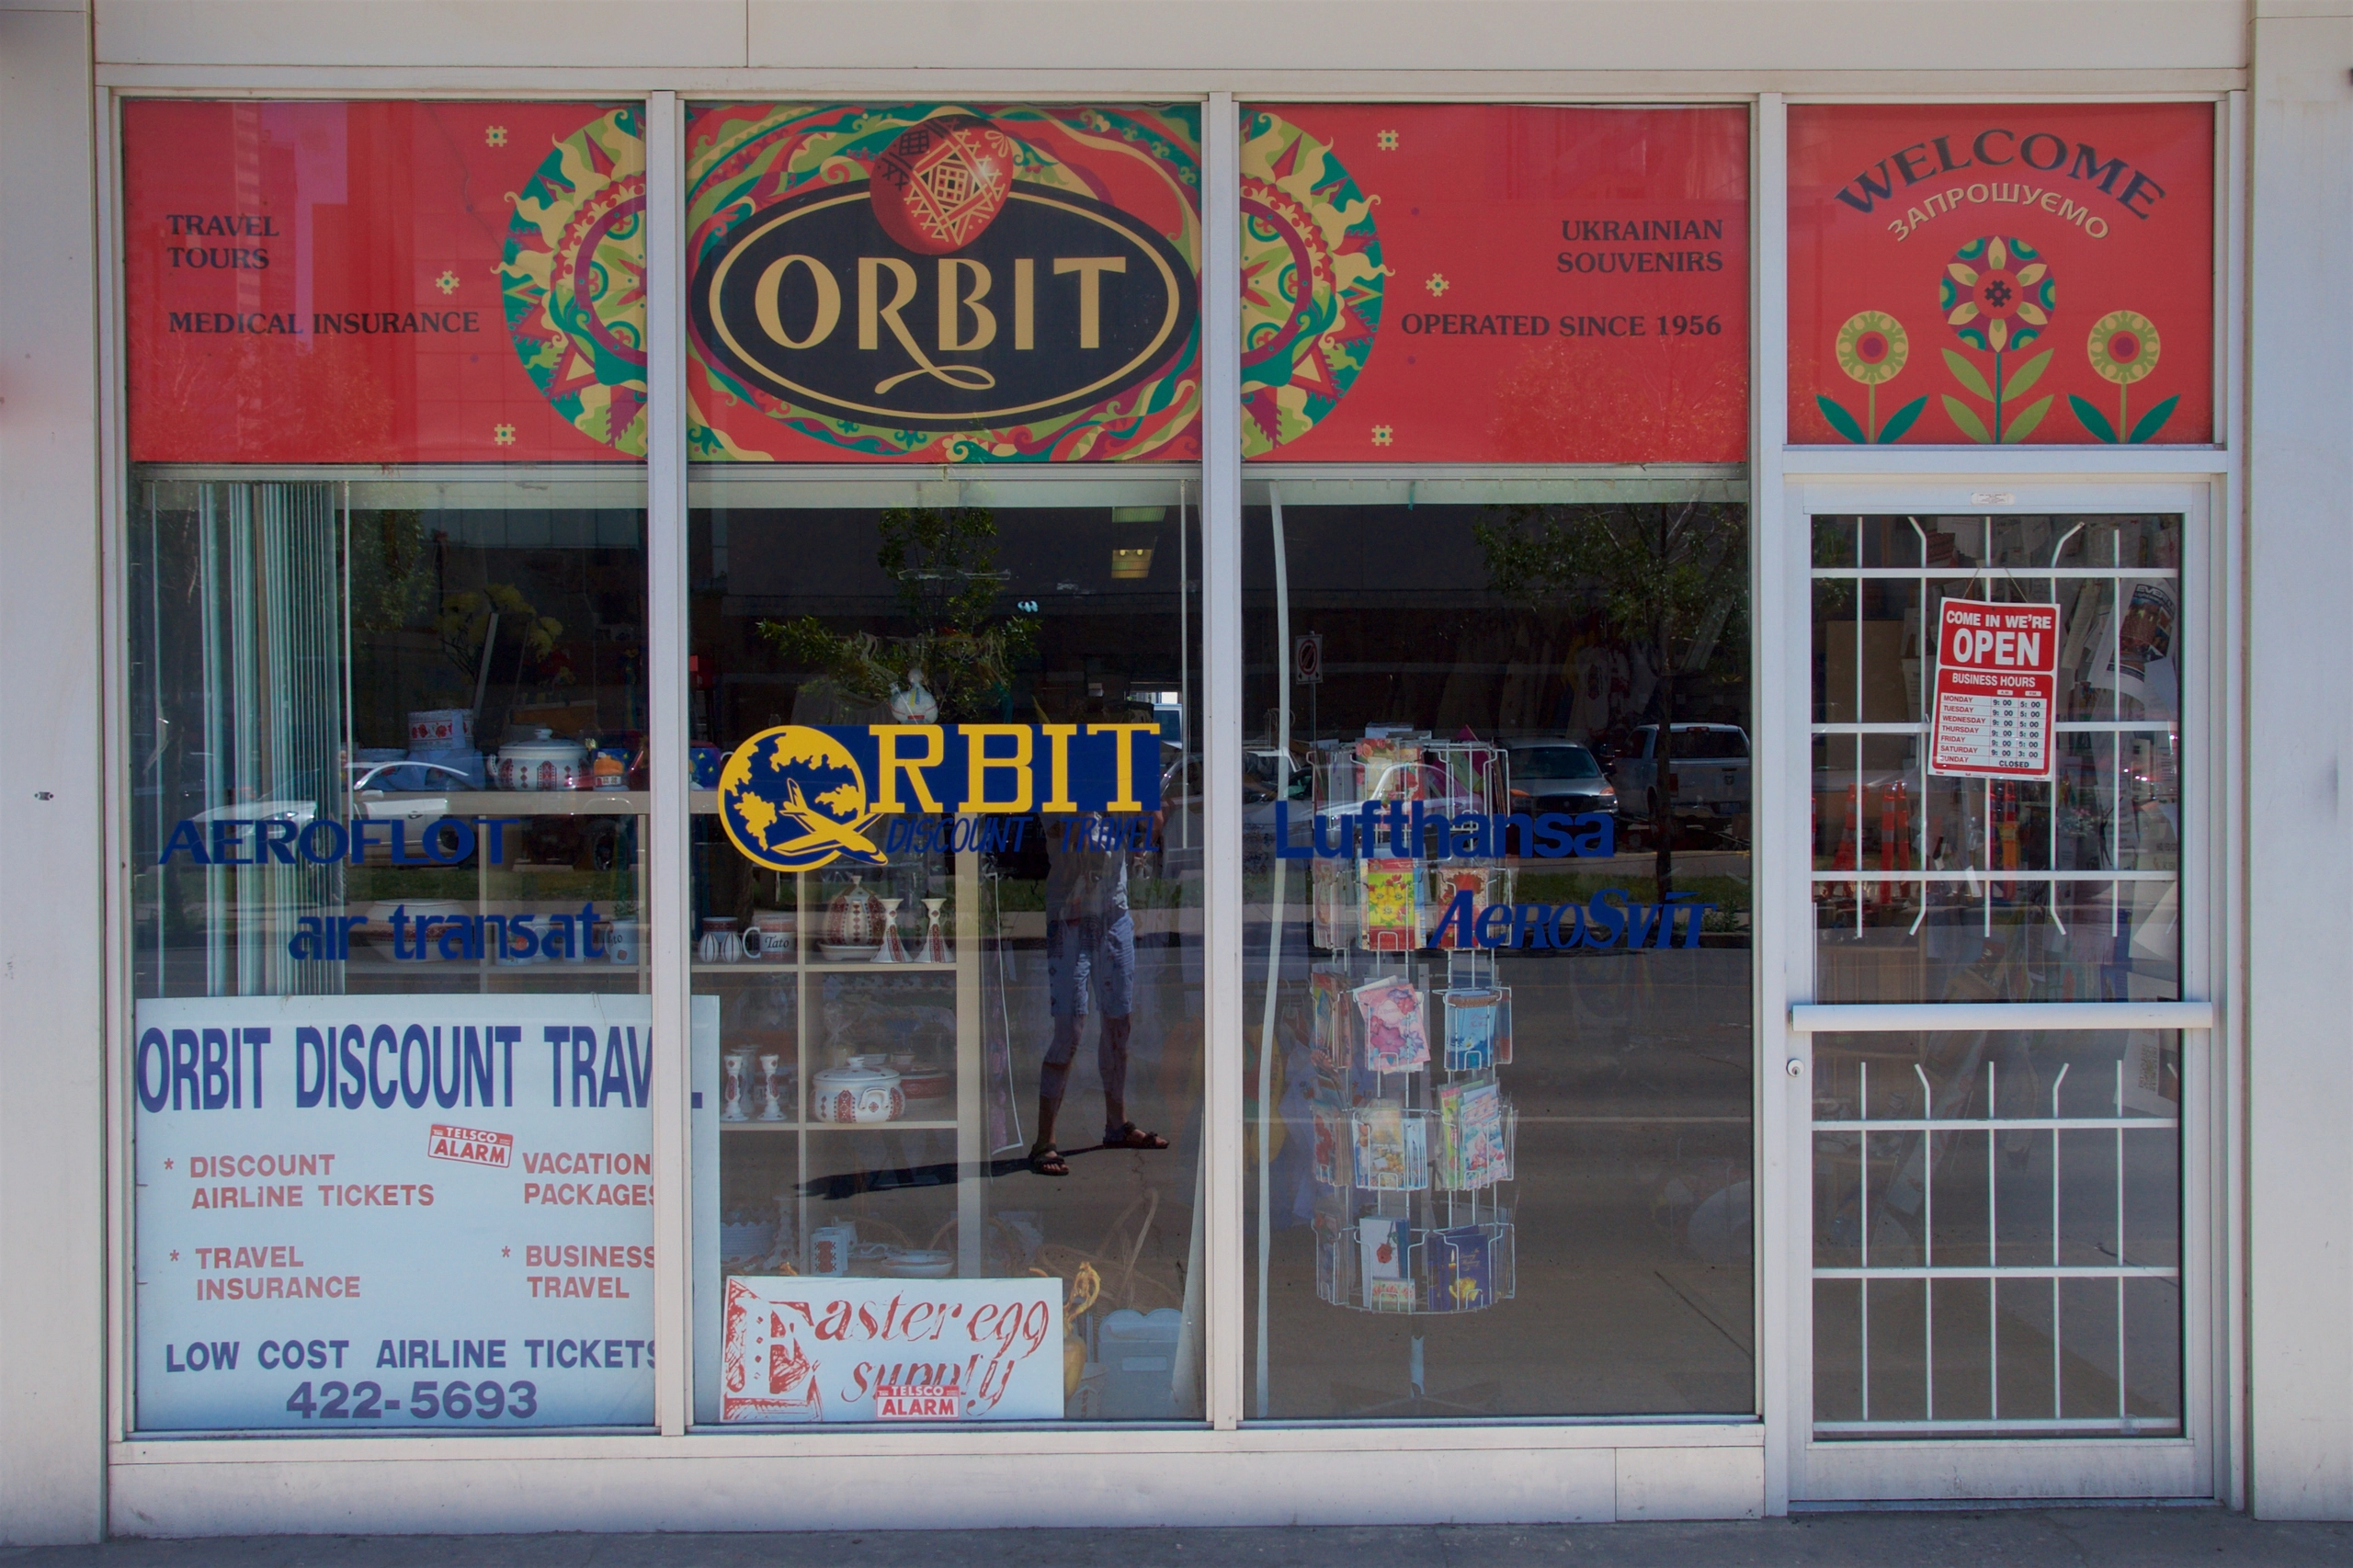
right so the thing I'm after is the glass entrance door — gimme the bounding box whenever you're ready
[1788,493,2217,1502]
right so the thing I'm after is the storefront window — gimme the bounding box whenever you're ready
[681,103,1204,1425]
[1806,512,2188,1440]
[1811,1028,2182,1437]
[1240,494,1754,1416]
[124,101,658,1432]
[1809,514,2183,1003]
[1234,102,1755,1419]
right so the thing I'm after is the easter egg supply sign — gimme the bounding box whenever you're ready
[1930,599,2060,780]
[123,100,650,463]
[720,1275,1063,1423]
[1790,103,2213,447]
[1239,104,1749,463]
[133,994,715,1432]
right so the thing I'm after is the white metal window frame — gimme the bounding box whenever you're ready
[85,75,2243,1534]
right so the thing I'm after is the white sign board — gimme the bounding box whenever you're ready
[133,994,707,1432]
[719,1275,1063,1423]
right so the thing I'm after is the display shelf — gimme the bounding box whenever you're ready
[692,960,952,975]
[356,789,650,816]
[803,1118,959,1133]
[801,960,955,974]
[710,838,988,1277]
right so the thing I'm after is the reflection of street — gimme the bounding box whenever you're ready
[793,931,1205,1418]
[1810,1033,2182,1433]
[1249,935,1756,1417]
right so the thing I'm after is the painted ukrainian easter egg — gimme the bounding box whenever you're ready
[870,114,1017,256]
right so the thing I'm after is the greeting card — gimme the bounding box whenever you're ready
[1361,859,1425,950]
[1442,987,1503,1072]
[1429,1226,1493,1312]
[1359,1214,1406,1283]
[1352,977,1429,1072]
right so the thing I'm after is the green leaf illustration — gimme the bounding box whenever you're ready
[2001,394,2054,443]
[2068,393,2120,443]
[1815,393,1868,445]
[1942,348,1994,402]
[2128,393,2181,445]
[2003,348,2055,403]
[1943,394,1993,444]
[1877,396,1928,444]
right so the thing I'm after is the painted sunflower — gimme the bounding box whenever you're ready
[1836,311,1909,385]
[2087,310,2160,385]
[1938,236,2054,354]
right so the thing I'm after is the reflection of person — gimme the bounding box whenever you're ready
[1029,811,1167,1176]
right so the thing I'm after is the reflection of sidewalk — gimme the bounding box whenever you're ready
[997,908,1199,941]
[28,1511,2344,1560]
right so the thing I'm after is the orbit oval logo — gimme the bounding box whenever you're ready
[717,726,887,872]
[689,184,1197,432]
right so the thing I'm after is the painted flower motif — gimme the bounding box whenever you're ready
[2087,310,2160,385]
[1370,425,1394,447]
[493,423,517,447]
[484,125,508,148]
[434,269,460,296]
[1938,236,2053,354]
[1836,311,1909,385]
[1376,129,1400,151]
[1425,273,1450,296]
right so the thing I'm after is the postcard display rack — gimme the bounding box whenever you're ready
[1309,735,1518,1323]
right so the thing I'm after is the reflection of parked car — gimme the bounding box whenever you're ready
[1158,750,1305,874]
[1608,723,1750,845]
[1501,739,1618,824]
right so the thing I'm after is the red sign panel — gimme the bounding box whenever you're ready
[1241,105,1748,463]
[124,101,647,465]
[1790,104,2213,447]
[686,103,1201,463]
[1930,599,2060,780]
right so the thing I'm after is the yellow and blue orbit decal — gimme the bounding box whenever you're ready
[716,722,1163,872]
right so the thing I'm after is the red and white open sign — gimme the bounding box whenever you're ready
[1929,598,2060,781]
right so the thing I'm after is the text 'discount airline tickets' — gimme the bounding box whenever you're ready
[133,994,709,1432]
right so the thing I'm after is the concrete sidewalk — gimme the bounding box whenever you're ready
[6,1511,2353,1568]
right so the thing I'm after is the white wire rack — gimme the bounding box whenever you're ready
[1811,1051,2181,1437]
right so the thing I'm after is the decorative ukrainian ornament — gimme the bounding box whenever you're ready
[870,114,1017,255]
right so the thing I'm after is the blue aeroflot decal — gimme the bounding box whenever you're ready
[157,816,516,869]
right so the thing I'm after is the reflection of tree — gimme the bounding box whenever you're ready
[438,585,564,688]
[136,336,399,460]
[348,511,433,634]
[348,517,567,695]
[757,507,1034,722]
[1475,500,1746,895]
[1489,339,1746,464]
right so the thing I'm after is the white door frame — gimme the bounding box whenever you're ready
[1772,474,2229,1505]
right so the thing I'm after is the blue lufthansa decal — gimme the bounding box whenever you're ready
[1271,801,1614,862]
